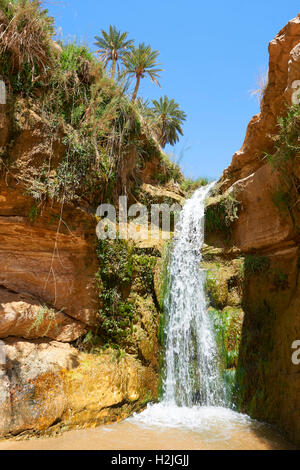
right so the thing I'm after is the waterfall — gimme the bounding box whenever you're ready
[162,183,227,407]
[130,184,246,431]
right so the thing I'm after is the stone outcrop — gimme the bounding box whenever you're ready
[0,180,99,327]
[0,288,86,342]
[0,338,155,436]
[204,15,300,446]
[221,14,300,188]
[0,81,178,436]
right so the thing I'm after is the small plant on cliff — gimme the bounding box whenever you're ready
[28,204,38,223]
[180,177,209,195]
[250,70,268,107]
[205,192,240,236]
[267,103,300,214]
[243,255,270,276]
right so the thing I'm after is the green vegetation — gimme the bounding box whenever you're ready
[0,0,55,92]
[157,241,172,398]
[96,239,135,345]
[205,192,240,236]
[208,306,243,402]
[151,96,186,147]
[243,255,270,276]
[205,269,225,309]
[28,204,38,223]
[267,103,300,214]
[94,25,133,79]
[122,42,162,102]
[0,2,186,205]
[95,239,157,347]
[26,305,57,336]
[234,300,277,417]
[180,177,209,195]
[158,241,172,338]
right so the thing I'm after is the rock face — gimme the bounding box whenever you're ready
[0,181,99,327]
[0,338,155,436]
[0,288,86,342]
[205,15,300,446]
[0,76,182,436]
[221,14,300,188]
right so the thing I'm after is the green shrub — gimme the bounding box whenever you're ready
[267,103,300,213]
[180,177,209,194]
[95,239,156,345]
[205,192,240,235]
[0,0,55,93]
[244,255,270,276]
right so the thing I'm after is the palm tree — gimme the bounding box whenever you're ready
[122,43,162,102]
[151,95,186,147]
[94,25,133,79]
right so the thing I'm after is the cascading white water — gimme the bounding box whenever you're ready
[131,184,251,433]
[162,183,227,407]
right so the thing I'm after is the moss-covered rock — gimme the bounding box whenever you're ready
[202,258,244,310]
[202,247,245,402]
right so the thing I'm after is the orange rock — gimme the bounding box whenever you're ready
[220,14,300,189]
[0,288,86,342]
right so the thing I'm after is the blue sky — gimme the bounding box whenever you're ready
[45,1,300,180]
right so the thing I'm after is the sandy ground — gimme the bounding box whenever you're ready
[0,420,295,450]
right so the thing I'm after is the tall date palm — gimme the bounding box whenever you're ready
[122,43,162,102]
[151,95,186,147]
[94,25,133,79]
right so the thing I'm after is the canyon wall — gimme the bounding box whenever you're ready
[0,94,182,437]
[204,14,300,445]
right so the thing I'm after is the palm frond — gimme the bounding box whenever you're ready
[151,95,186,147]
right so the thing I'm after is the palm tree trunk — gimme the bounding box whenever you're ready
[111,60,116,80]
[131,74,141,102]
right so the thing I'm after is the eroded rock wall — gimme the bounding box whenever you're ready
[204,15,300,445]
[0,94,182,437]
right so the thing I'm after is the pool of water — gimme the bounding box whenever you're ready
[0,405,294,450]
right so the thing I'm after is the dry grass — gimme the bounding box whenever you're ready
[250,70,269,106]
[0,0,54,73]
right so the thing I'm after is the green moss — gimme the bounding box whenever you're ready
[272,268,288,290]
[205,270,227,309]
[243,255,270,276]
[28,205,39,223]
[208,307,243,370]
[208,306,243,403]
[155,241,173,398]
[234,300,277,416]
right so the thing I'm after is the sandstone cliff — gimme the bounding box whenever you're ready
[0,38,185,436]
[204,14,300,446]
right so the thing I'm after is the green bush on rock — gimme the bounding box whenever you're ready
[95,239,158,348]
[205,192,240,237]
